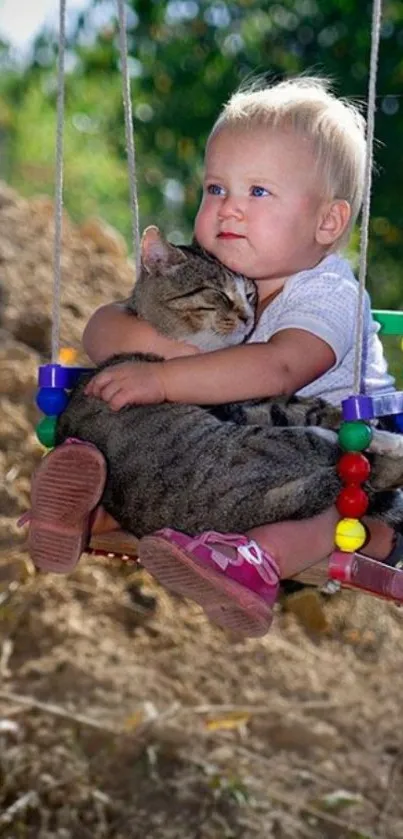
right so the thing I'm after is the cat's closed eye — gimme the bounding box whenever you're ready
[246,289,257,305]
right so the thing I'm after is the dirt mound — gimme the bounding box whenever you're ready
[0,181,133,356]
[0,180,134,539]
[1,183,403,838]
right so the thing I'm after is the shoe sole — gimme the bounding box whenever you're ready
[28,443,107,574]
[138,535,272,637]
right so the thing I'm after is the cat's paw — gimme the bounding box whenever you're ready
[310,427,338,444]
[368,431,403,492]
[369,430,403,459]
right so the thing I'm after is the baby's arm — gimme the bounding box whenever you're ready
[86,327,335,409]
[156,328,335,403]
[82,302,199,363]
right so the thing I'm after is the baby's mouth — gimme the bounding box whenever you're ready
[217,232,245,239]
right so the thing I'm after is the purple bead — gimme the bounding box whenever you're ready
[38,364,70,388]
[342,391,403,421]
[38,364,93,389]
[342,395,374,421]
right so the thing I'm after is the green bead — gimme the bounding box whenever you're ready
[36,415,58,448]
[338,421,373,452]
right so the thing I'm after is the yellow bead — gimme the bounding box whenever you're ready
[335,518,366,552]
[59,347,78,365]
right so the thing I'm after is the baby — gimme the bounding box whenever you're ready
[28,76,399,636]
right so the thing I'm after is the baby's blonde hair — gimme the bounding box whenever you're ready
[210,76,366,247]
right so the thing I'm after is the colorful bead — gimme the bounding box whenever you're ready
[342,392,403,422]
[35,415,58,448]
[338,421,372,452]
[59,347,78,365]
[342,395,374,421]
[336,486,369,518]
[36,387,69,416]
[335,518,367,552]
[38,363,71,389]
[393,414,403,434]
[334,415,373,561]
[337,452,371,484]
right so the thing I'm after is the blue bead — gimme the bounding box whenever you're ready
[393,414,403,433]
[36,387,69,416]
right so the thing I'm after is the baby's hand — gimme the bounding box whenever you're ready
[84,361,165,410]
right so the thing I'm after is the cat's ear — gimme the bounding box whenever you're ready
[141,226,186,272]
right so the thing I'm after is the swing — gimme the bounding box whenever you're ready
[29,0,403,599]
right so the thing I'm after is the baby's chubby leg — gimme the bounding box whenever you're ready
[248,508,395,579]
[248,507,339,579]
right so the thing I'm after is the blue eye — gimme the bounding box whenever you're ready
[251,185,269,197]
[207,184,225,196]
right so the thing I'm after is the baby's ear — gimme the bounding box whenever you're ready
[141,226,186,271]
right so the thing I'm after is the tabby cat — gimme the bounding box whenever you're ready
[57,226,403,537]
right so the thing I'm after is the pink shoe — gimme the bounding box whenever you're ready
[21,440,107,574]
[138,529,280,637]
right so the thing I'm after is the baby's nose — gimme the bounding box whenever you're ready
[219,196,243,218]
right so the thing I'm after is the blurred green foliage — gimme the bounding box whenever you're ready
[0,0,402,318]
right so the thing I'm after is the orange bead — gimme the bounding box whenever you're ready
[337,452,371,484]
[336,486,369,518]
[59,347,78,365]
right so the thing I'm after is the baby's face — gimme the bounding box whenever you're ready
[195,125,329,295]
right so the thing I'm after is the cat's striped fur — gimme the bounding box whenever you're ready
[57,227,403,537]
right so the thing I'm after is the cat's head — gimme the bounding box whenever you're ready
[133,226,257,351]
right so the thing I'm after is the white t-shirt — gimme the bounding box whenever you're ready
[246,253,395,406]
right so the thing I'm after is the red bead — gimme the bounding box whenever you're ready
[337,452,371,484]
[336,486,369,518]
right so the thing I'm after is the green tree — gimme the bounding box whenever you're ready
[1,0,402,307]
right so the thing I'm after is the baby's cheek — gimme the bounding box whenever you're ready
[298,194,321,218]
[194,207,212,247]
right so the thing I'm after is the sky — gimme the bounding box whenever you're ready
[0,0,89,51]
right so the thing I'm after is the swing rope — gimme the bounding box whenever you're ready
[51,0,67,364]
[353,0,383,394]
[50,0,141,363]
[116,0,141,276]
